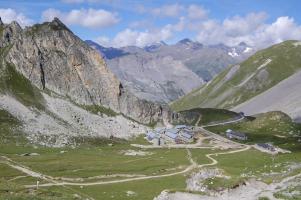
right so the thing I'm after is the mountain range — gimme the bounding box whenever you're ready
[171,40,301,122]
[86,39,254,103]
[1,16,300,148]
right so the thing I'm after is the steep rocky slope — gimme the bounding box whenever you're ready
[171,40,301,121]
[87,39,254,103]
[233,69,301,122]
[0,18,172,125]
[0,18,177,146]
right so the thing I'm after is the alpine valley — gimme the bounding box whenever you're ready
[1,4,301,200]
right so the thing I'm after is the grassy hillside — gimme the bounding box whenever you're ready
[172,108,240,126]
[0,109,25,144]
[207,111,301,149]
[171,40,301,111]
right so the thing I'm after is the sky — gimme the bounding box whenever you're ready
[0,0,301,48]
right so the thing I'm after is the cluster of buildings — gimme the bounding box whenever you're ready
[226,129,248,141]
[225,129,279,153]
[146,125,195,145]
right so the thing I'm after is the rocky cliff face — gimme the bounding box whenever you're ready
[0,18,172,124]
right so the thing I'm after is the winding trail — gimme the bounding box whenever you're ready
[201,115,245,128]
[1,145,251,188]
[0,115,250,188]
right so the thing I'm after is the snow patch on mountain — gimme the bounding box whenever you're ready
[243,47,253,53]
[228,48,239,57]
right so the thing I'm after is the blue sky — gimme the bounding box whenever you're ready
[1,0,301,48]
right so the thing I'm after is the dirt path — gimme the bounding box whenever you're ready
[1,117,251,188]
[201,116,245,128]
[1,145,251,188]
[131,143,216,149]
[197,127,245,147]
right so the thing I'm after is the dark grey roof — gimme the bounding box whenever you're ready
[181,132,193,139]
[258,143,273,148]
[166,132,178,139]
[227,131,246,138]
[175,125,187,129]
[166,129,179,134]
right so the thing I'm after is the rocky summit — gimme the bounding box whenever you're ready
[0,18,182,147]
[0,18,173,125]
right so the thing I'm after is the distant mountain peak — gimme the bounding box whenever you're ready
[144,41,167,51]
[158,40,167,45]
[176,38,203,49]
[49,17,70,31]
[238,41,248,46]
[177,38,193,44]
[147,41,167,47]
[52,17,63,23]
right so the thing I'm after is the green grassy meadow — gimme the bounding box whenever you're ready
[173,108,240,126]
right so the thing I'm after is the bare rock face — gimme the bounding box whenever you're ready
[0,18,172,124]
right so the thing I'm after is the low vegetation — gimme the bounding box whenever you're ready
[81,104,118,117]
[0,46,45,110]
[0,26,4,37]
[207,111,301,149]
[173,108,240,126]
[0,138,198,199]
[0,109,25,144]
[25,19,71,37]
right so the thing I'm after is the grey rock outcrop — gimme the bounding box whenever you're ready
[0,18,172,124]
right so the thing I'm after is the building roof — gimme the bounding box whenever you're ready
[175,125,187,129]
[165,131,178,139]
[226,129,233,133]
[147,132,157,140]
[182,130,193,135]
[227,131,246,138]
[181,132,193,139]
[257,143,274,149]
[166,129,179,134]
[155,127,165,132]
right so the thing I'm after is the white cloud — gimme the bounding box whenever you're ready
[187,4,208,19]
[97,26,172,48]
[251,16,301,48]
[0,8,34,27]
[172,16,186,32]
[151,4,185,18]
[42,8,119,28]
[61,0,99,3]
[195,12,301,48]
[222,12,267,37]
[90,4,301,49]
[95,36,111,47]
[96,14,200,48]
[115,27,172,47]
[129,20,153,29]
